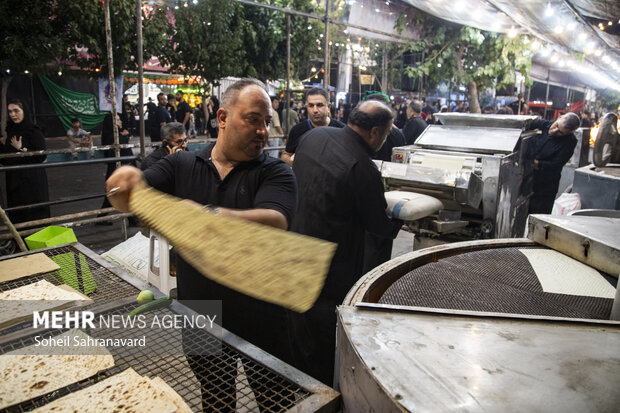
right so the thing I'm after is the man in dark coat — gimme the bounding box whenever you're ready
[402,99,428,145]
[526,112,580,214]
[289,99,400,385]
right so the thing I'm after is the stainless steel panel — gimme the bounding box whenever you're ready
[572,164,620,210]
[434,112,537,128]
[337,305,620,413]
[527,214,620,276]
[415,125,522,154]
[481,157,501,220]
[380,161,471,188]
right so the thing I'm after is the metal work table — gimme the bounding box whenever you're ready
[336,234,619,412]
[0,242,339,412]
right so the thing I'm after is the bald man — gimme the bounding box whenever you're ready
[106,78,297,411]
[288,100,401,385]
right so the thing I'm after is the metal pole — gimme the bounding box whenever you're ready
[0,206,27,252]
[1,208,118,231]
[381,42,388,93]
[104,2,129,240]
[136,0,145,160]
[30,74,37,125]
[518,78,524,114]
[611,276,620,320]
[285,14,291,136]
[0,156,138,171]
[323,0,330,90]
[526,84,531,112]
[104,0,119,165]
[544,69,550,119]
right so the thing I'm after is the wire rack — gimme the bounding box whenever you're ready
[378,247,615,319]
[0,245,337,412]
[0,245,139,300]
[0,303,309,413]
[0,245,140,336]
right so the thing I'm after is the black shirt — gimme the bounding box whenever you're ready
[175,100,191,126]
[292,126,393,303]
[151,106,172,141]
[374,126,406,162]
[143,145,297,354]
[402,116,428,145]
[140,145,168,171]
[285,118,345,154]
[526,119,577,193]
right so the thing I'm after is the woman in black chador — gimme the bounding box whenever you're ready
[1,99,50,224]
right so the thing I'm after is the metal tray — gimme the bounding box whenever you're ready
[0,244,339,412]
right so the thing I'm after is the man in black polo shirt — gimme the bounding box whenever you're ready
[150,92,172,142]
[174,90,191,131]
[281,87,344,166]
[289,99,400,385]
[106,78,297,411]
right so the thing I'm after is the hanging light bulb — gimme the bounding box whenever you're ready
[544,3,554,17]
[508,26,518,38]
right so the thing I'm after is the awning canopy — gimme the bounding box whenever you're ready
[347,0,620,90]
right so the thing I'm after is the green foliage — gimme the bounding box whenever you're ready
[240,0,320,81]
[144,0,320,85]
[145,0,246,85]
[595,88,620,111]
[54,0,138,77]
[385,9,534,111]
[0,0,67,75]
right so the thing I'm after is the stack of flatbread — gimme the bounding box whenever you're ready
[31,368,192,413]
[0,330,114,410]
[0,280,92,330]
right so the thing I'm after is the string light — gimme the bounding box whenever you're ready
[544,2,553,17]
[508,26,517,38]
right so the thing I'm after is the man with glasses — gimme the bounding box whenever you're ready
[141,122,188,171]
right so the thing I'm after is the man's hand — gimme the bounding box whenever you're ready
[281,151,295,166]
[105,166,145,212]
[533,159,540,170]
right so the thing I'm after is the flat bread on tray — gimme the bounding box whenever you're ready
[0,329,114,410]
[0,280,92,330]
[31,368,191,413]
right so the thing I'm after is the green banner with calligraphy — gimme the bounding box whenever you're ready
[37,75,107,132]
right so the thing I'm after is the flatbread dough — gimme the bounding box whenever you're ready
[31,368,187,413]
[0,280,92,330]
[130,182,336,312]
[0,253,60,284]
[0,329,114,410]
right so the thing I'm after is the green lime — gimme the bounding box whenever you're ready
[137,290,155,305]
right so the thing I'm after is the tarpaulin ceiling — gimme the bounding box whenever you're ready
[381,0,620,88]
